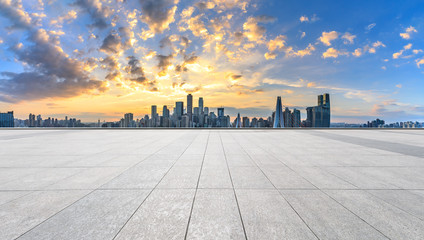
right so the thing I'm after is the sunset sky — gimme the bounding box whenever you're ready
[0,0,423,123]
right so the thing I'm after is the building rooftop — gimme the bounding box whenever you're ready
[0,129,423,239]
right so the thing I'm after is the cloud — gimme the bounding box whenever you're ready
[342,32,356,44]
[300,14,318,23]
[75,0,112,29]
[286,44,316,57]
[416,58,424,68]
[267,35,286,52]
[139,0,179,34]
[264,52,277,60]
[156,54,174,76]
[50,10,77,27]
[243,16,275,43]
[400,26,417,40]
[319,31,338,46]
[322,47,347,58]
[0,4,108,102]
[413,49,423,54]
[0,29,107,102]
[99,28,134,55]
[125,56,149,84]
[100,32,122,54]
[352,48,362,57]
[300,32,306,39]
[299,16,308,22]
[265,35,292,59]
[0,0,32,29]
[393,43,412,59]
[366,23,376,31]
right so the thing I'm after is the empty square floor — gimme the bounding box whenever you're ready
[0,129,423,240]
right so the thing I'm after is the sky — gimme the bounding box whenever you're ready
[0,0,423,123]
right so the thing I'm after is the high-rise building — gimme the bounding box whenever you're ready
[242,117,250,128]
[187,94,193,126]
[283,107,292,128]
[306,93,331,128]
[124,113,134,128]
[292,109,301,128]
[151,105,157,119]
[273,96,284,128]
[235,113,241,128]
[199,97,204,115]
[162,105,169,118]
[176,101,184,119]
[0,111,14,128]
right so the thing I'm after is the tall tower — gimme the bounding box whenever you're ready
[199,97,204,115]
[176,101,184,119]
[235,113,241,128]
[273,96,284,128]
[151,105,157,119]
[187,94,193,126]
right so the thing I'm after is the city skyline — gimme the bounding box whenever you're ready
[0,1,424,123]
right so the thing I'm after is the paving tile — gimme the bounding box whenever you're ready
[186,189,245,240]
[157,166,201,189]
[0,190,89,239]
[236,189,317,239]
[326,190,424,240]
[261,166,316,189]
[20,190,150,240]
[229,166,274,189]
[198,165,232,189]
[115,189,195,240]
[280,190,388,240]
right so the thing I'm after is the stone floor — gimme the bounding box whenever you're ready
[0,129,423,240]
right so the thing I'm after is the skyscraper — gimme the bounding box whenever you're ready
[162,105,169,118]
[199,97,204,115]
[273,96,284,128]
[151,105,157,119]
[283,107,292,128]
[235,113,241,128]
[124,113,134,128]
[176,101,184,119]
[292,109,301,128]
[0,111,14,128]
[306,93,331,128]
[187,94,193,126]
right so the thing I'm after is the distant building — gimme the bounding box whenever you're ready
[235,113,241,128]
[306,93,331,128]
[123,113,134,128]
[273,96,284,128]
[283,107,292,128]
[187,94,193,126]
[0,111,14,127]
[292,109,301,128]
[176,101,184,120]
[199,97,204,115]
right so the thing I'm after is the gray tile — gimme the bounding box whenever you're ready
[281,190,387,240]
[157,166,201,189]
[0,190,89,240]
[198,166,232,189]
[230,166,274,189]
[116,189,195,240]
[236,189,317,239]
[101,164,170,189]
[186,189,245,240]
[261,166,316,189]
[367,190,424,220]
[326,190,424,240]
[20,190,150,240]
